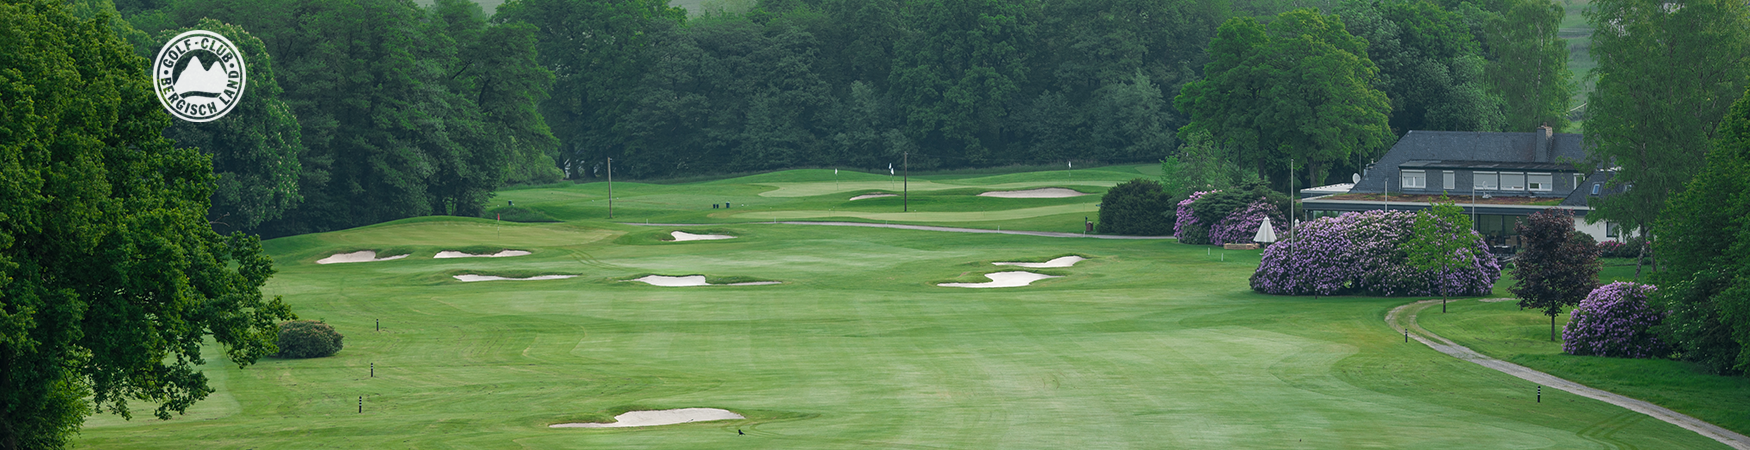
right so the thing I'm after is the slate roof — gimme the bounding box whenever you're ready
[1351,130,1589,194]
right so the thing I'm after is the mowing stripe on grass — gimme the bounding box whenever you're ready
[627,222,1173,239]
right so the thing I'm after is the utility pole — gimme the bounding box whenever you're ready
[903,151,909,212]
[606,157,614,219]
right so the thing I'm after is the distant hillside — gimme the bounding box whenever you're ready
[1561,0,1594,132]
[413,0,724,17]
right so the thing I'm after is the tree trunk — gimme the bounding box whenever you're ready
[1550,314,1557,342]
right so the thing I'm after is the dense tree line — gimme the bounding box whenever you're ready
[98,0,1575,236]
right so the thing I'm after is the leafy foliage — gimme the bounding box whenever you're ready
[1564,282,1667,358]
[1404,199,1480,297]
[1208,199,1285,245]
[1651,86,1750,374]
[1189,180,1288,228]
[1174,9,1393,189]
[274,321,345,358]
[1336,0,1504,134]
[1252,210,1499,296]
[1174,191,1211,243]
[1096,179,1176,236]
[152,20,307,234]
[1477,0,1573,133]
[1584,0,1750,239]
[1511,208,1601,340]
[0,1,293,446]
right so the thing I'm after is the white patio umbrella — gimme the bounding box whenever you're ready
[1253,217,1278,244]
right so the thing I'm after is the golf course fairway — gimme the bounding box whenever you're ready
[72,166,1730,448]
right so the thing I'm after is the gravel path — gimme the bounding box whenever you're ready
[1388,300,1750,450]
[627,222,1174,240]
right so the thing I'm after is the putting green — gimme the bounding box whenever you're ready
[70,166,1731,449]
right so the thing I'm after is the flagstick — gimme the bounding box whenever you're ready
[903,152,909,212]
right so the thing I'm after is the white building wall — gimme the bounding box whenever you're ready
[1575,217,1611,242]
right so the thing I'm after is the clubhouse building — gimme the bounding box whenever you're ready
[1299,127,1625,251]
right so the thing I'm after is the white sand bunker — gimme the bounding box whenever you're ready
[316,251,410,264]
[453,274,576,282]
[632,275,780,287]
[549,408,745,428]
[939,271,1060,288]
[977,188,1086,198]
[849,193,897,201]
[435,250,531,258]
[669,231,735,241]
[993,256,1086,268]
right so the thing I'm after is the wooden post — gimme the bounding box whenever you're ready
[607,157,614,219]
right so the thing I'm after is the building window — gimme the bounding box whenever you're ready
[1592,183,1601,195]
[1474,171,1498,190]
[1528,173,1553,191]
[1443,171,1456,190]
[1501,172,1527,190]
[1401,170,1426,189]
[1574,173,1584,189]
[1606,221,1620,238]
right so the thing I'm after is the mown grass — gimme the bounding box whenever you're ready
[73,166,1732,449]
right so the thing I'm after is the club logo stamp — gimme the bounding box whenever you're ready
[152,30,246,122]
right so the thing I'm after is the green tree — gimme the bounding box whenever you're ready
[0,1,293,447]
[889,0,1033,165]
[1174,9,1392,191]
[1584,0,1750,249]
[1651,88,1750,374]
[1405,198,1479,312]
[153,19,308,234]
[1338,0,1504,134]
[1162,129,1245,198]
[438,0,562,185]
[1511,209,1601,341]
[1479,0,1572,132]
[497,0,686,179]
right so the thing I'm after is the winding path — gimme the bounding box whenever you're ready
[625,221,1175,240]
[1388,300,1750,449]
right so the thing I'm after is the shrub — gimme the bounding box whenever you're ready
[1512,208,1601,341]
[1208,199,1286,245]
[275,320,345,358]
[1564,282,1667,358]
[1097,179,1176,235]
[1189,180,1290,228]
[1597,240,1626,258]
[1175,191,1211,244]
[1251,210,1500,296]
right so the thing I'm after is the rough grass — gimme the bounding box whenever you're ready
[72,165,1732,449]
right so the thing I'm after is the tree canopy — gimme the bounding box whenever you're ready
[1174,9,1393,192]
[1584,0,1750,243]
[1511,208,1601,341]
[1,1,293,447]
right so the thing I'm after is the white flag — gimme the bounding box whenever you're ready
[835,168,838,175]
[1069,161,1073,169]
[889,163,894,175]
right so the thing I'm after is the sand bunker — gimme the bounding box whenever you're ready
[939,271,1060,288]
[669,231,735,241]
[316,251,410,264]
[993,256,1086,268]
[849,193,897,201]
[435,250,532,258]
[632,275,780,287]
[549,408,745,428]
[977,188,1087,198]
[453,274,576,282]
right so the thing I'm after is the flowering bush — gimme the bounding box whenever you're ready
[1251,210,1500,296]
[1563,282,1667,358]
[1175,191,1211,244]
[1597,240,1625,257]
[1209,199,1285,245]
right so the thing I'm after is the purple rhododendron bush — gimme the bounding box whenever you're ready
[1251,210,1500,296]
[1209,199,1286,245]
[1175,191,1211,244]
[1563,282,1667,358]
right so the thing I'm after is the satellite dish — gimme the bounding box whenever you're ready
[1351,173,1361,184]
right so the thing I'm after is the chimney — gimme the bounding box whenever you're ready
[1538,125,1554,162]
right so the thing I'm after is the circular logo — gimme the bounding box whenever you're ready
[152,30,247,123]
